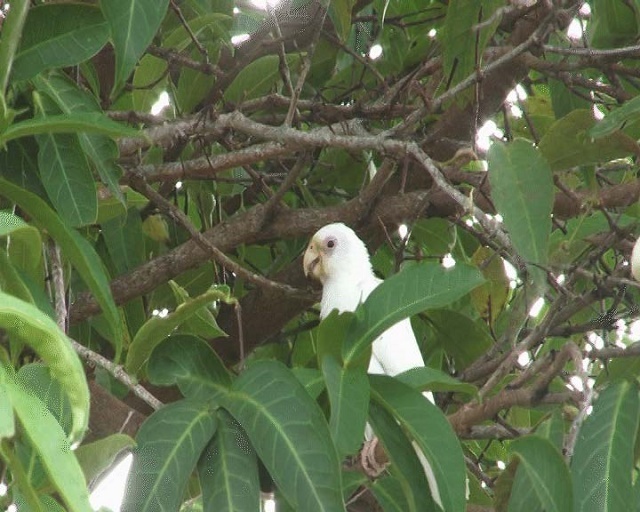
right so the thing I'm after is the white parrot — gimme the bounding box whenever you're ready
[303,222,443,508]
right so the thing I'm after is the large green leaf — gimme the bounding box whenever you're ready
[291,367,325,399]
[508,436,572,512]
[538,109,639,171]
[147,334,232,401]
[371,375,467,512]
[122,399,218,512]
[316,310,369,457]
[17,364,73,437]
[36,133,97,227]
[0,293,89,443]
[198,410,260,512]
[126,287,230,375]
[0,112,139,145]
[6,378,92,512]
[321,354,369,457]
[100,0,171,93]
[487,139,554,269]
[571,381,640,512]
[101,208,145,274]
[12,3,109,81]
[0,179,123,358]
[34,72,125,203]
[222,360,345,512]
[368,400,436,512]
[343,262,484,365]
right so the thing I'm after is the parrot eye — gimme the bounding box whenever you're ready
[326,238,336,249]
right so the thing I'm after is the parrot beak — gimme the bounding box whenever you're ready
[303,243,322,279]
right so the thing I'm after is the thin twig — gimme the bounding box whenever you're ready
[564,342,594,459]
[283,7,328,125]
[71,339,163,410]
[170,0,208,61]
[128,172,307,297]
[262,153,308,217]
[269,7,295,100]
[235,303,245,368]
[47,239,67,333]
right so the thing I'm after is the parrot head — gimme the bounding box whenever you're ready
[303,223,372,284]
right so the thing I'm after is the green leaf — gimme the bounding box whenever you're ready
[291,367,325,399]
[589,95,640,138]
[442,0,503,89]
[427,309,495,370]
[370,475,412,512]
[198,410,260,512]
[122,400,218,512]
[36,133,97,227]
[0,0,29,93]
[101,208,145,274]
[164,12,232,49]
[368,400,436,512]
[371,375,467,512]
[6,378,92,512]
[0,293,89,443]
[147,334,232,401]
[17,364,73,437]
[545,34,591,119]
[0,210,43,280]
[0,249,35,305]
[0,381,14,439]
[0,112,139,145]
[343,262,484,365]
[222,360,346,512]
[395,366,478,397]
[328,0,356,42]
[487,139,554,269]
[535,410,565,451]
[508,436,572,512]
[0,179,123,357]
[126,287,232,375]
[589,0,639,48]
[75,434,135,484]
[168,281,227,339]
[224,54,302,103]
[12,4,109,81]
[0,138,45,197]
[321,354,369,457]
[571,381,640,512]
[100,0,171,93]
[538,109,640,171]
[34,72,125,203]
[342,470,367,501]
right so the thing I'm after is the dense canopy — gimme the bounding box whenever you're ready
[2,1,640,511]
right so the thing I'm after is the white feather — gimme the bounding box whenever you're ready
[309,223,442,508]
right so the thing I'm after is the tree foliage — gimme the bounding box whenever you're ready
[1,0,640,511]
